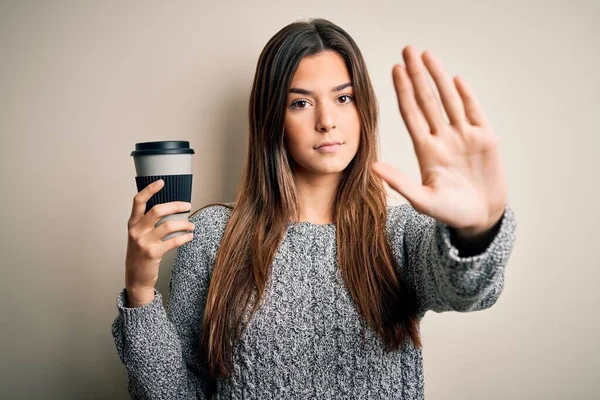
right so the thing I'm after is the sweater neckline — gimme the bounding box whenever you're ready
[287,220,336,229]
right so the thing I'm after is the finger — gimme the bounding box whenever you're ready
[155,232,194,256]
[422,51,468,128]
[454,75,489,127]
[152,219,195,243]
[392,64,429,143]
[130,179,164,227]
[371,162,431,212]
[403,45,446,134]
[139,230,194,260]
[135,201,192,237]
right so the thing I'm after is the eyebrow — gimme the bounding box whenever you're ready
[289,82,352,95]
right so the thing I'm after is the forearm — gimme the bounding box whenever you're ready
[398,203,516,314]
[112,289,206,399]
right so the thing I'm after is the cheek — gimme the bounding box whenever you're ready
[284,117,307,146]
[342,113,361,143]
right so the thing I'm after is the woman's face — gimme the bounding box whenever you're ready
[284,50,361,178]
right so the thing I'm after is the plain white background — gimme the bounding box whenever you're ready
[1,0,598,398]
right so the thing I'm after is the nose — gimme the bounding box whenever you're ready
[315,104,336,132]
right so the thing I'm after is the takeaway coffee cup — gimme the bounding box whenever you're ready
[131,140,195,241]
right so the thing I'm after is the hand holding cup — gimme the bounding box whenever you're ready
[124,179,195,307]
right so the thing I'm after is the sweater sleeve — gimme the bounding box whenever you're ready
[387,202,517,317]
[111,207,221,399]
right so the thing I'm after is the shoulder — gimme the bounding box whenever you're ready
[385,203,410,224]
[383,203,436,258]
[188,203,234,255]
[385,202,434,231]
[384,203,418,232]
[189,202,233,227]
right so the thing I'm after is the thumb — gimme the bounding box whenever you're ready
[371,162,431,212]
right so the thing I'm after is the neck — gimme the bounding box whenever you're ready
[293,169,341,224]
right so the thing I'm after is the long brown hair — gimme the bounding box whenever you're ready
[198,18,422,381]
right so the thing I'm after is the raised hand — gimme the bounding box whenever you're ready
[371,45,507,236]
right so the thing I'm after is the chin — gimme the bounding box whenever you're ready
[308,161,353,175]
[291,151,357,175]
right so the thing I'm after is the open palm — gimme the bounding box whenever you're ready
[371,45,507,232]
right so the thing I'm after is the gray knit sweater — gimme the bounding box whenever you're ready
[112,202,516,399]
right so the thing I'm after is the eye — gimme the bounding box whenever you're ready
[337,94,354,104]
[290,99,310,109]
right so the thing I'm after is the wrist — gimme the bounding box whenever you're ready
[451,213,503,257]
[125,286,155,307]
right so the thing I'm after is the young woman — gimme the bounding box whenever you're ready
[113,18,516,399]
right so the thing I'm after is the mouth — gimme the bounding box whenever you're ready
[315,142,343,153]
[315,141,342,149]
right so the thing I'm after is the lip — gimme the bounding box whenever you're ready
[316,141,342,149]
[315,143,342,153]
